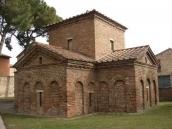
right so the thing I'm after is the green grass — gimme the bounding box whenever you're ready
[2,102,172,129]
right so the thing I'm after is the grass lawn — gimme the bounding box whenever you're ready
[2,102,172,129]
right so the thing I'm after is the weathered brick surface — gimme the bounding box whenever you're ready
[48,13,126,60]
[135,64,159,111]
[15,10,158,117]
[15,59,67,116]
[94,18,125,60]
[48,17,95,59]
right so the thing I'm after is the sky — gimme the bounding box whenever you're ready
[2,0,172,64]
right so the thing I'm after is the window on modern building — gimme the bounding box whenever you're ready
[110,39,114,52]
[39,57,42,64]
[158,75,171,88]
[67,38,73,50]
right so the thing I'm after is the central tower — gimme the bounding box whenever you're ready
[47,10,127,60]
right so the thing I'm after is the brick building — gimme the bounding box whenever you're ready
[14,10,159,117]
[156,48,172,101]
[0,54,10,76]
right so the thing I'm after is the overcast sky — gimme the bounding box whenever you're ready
[2,0,172,64]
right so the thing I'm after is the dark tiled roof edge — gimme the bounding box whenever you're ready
[46,9,127,30]
[156,48,172,56]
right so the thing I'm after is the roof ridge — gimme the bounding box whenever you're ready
[156,48,172,56]
[46,9,127,30]
[112,45,149,52]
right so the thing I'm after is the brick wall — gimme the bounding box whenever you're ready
[135,64,159,111]
[96,63,136,112]
[94,18,125,60]
[48,15,125,60]
[48,17,95,58]
[15,65,67,116]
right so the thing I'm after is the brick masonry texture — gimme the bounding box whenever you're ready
[14,10,159,117]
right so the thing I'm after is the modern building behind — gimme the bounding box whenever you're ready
[156,48,172,101]
[0,54,14,98]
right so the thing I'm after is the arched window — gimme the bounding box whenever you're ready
[50,81,59,95]
[75,81,84,115]
[153,80,157,104]
[147,79,152,106]
[39,57,42,64]
[35,81,43,108]
[88,82,95,109]
[140,80,145,109]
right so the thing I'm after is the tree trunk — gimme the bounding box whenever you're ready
[0,34,5,54]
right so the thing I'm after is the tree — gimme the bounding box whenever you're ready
[0,0,62,53]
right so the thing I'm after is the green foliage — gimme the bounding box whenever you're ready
[2,102,172,129]
[0,0,62,52]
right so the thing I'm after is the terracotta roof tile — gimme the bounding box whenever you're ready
[36,43,95,62]
[47,9,127,30]
[97,45,149,63]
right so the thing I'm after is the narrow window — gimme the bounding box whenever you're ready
[67,38,73,50]
[110,40,114,52]
[39,57,42,64]
[39,92,42,107]
[145,57,147,63]
[89,93,93,107]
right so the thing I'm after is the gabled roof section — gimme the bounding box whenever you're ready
[47,9,127,31]
[97,45,157,65]
[156,48,172,57]
[14,42,95,68]
[37,44,94,62]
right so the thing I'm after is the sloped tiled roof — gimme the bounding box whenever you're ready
[18,42,94,62]
[32,43,95,62]
[47,9,127,30]
[97,45,150,63]
[156,48,172,57]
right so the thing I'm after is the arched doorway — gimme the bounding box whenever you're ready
[153,80,157,105]
[75,81,84,115]
[147,79,152,106]
[98,81,109,112]
[23,82,31,113]
[88,82,95,113]
[140,80,145,109]
[35,81,43,113]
